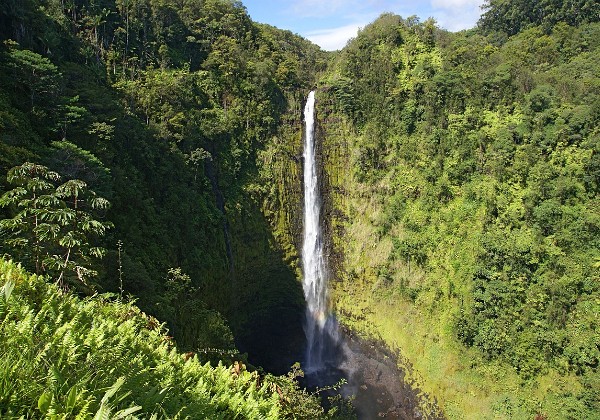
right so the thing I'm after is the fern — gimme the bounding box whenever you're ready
[0,259,332,419]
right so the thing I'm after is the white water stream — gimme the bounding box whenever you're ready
[302,91,337,372]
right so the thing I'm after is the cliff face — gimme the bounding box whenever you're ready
[232,91,307,373]
[315,92,352,283]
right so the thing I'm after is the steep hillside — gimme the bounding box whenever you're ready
[316,12,600,419]
[0,258,346,419]
[0,0,326,366]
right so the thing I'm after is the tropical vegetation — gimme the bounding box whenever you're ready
[0,0,598,418]
[318,3,600,418]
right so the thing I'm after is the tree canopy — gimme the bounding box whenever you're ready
[479,0,600,36]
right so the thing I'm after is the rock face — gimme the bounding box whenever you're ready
[234,91,307,374]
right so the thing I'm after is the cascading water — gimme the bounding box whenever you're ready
[302,91,337,373]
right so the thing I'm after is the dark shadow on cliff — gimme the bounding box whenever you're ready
[227,197,306,375]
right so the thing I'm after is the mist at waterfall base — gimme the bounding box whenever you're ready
[300,91,417,419]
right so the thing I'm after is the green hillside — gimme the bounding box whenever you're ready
[316,8,600,419]
[0,0,324,366]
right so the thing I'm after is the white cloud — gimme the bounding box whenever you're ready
[429,0,484,31]
[289,0,485,51]
[305,23,366,51]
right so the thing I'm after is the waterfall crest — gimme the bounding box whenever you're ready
[302,91,336,372]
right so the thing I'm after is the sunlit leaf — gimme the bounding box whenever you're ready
[37,391,52,414]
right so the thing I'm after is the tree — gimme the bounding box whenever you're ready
[0,162,112,289]
[479,0,600,36]
[0,162,60,274]
[3,40,61,113]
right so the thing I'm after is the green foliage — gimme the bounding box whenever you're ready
[3,40,61,111]
[479,0,600,36]
[0,258,335,419]
[319,13,600,419]
[0,162,112,289]
[1,41,88,141]
[266,363,355,420]
[154,267,236,361]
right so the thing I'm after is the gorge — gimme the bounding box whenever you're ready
[0,0,599,418]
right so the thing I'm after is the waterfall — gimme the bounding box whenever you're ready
[299,92,416,419]
[302,90,335,372]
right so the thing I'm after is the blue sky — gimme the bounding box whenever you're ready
[243,0,486,51]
